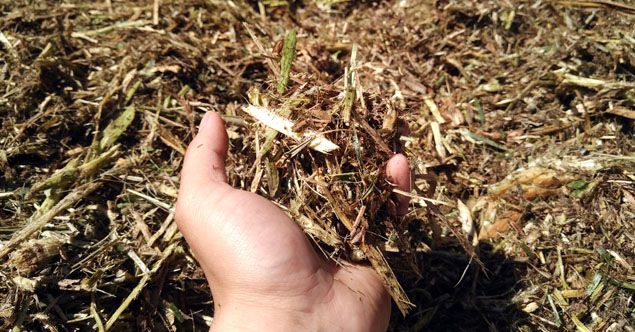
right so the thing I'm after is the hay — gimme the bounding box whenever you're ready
[1,0,634,330]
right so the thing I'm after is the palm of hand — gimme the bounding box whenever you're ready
[176,112,409,331]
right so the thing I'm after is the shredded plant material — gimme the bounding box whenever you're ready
[1,0,634,330]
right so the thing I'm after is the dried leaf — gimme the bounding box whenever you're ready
[457,199,478,246]
[243,105,339,153]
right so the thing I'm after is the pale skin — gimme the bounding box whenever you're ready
[176,112,411,331]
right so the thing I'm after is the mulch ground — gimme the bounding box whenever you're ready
[1,0,634,330]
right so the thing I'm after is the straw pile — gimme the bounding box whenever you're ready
[1,0,634,330]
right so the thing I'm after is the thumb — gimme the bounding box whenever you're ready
[180,111,229,190]
[176,111,232,268]
[176,111,231,237]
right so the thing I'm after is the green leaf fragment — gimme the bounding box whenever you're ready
[504,10,515,30]
[619,281,635,291]
[473,99,485,124]
[265,159,279,197]
[480,79,502,92]
[341,43,358,124]
[168,303,184,323]
[547,294,562,327]
[571,314,591,332]
[459,128,509,152]
[277,28,297,94]
[567,179,589,190]
[586,272,602,296]
[434,73,446,89]
[99,105,136,150]
[341,87,355,124]
[125,81,141,104]
[596,246,612,265]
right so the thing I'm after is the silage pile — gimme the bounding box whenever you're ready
[1,0,634,330]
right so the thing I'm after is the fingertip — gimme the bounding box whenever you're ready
[386,154,410,188]
[180,112,229,190]
[386,153,411,215]
[198,112,228,154]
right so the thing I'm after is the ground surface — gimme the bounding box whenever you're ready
[1,0,634,331]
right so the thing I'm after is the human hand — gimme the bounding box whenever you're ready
[176,112,411,331]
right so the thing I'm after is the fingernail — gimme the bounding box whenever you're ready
[199,112,212,132]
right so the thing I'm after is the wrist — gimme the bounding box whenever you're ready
[207,265,337,331]
[211,301,322,331]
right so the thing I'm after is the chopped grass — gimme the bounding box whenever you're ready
[0,0,633,330]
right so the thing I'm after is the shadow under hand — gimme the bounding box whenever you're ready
[389,242,532,332]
